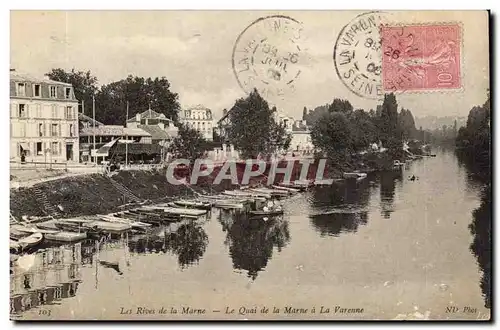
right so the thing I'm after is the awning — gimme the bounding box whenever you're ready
[20,143,29,149]
[96,138,119,156]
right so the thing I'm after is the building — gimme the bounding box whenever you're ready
[180,105,214,141]
[79,113,151,163]
[126,108,178,145]
[290,120,314,153]
[276,113,313,153]
[10,71,80,163]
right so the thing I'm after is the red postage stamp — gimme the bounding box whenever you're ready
[381,24,461,92]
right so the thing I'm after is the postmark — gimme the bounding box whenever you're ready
[381,24,462,92]
[333,11,389,100]
[232,15,304,101]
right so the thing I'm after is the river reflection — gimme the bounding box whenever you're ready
[128,221,209,268]
[10,150,491,319]
[456,148,491,309]
[219,210,291,280]
[308,179,371,236]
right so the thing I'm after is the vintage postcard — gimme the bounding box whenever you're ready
[9,10,491,321]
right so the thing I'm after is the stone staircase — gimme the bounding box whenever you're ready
[33,186,61,217]
[107,177,141,203]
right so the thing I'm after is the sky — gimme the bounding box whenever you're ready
[10,10,490,121]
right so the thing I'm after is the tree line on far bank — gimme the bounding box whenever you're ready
[308,93,418,162]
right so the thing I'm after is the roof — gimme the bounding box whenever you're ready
[127,109,170,122]
[79,112,104,126]
[10,72,73,86]
[292,126,309,132]
[183,105,213,119]
[138,125,171,140]
[113,143,162,155]
[80,125,151,137]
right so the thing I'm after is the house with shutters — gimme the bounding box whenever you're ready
[10,70,80,163]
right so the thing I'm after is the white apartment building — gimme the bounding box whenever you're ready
[180,105,214,141]
[10,71,80,163]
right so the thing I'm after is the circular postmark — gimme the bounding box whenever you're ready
[333,11,390,100]
[232,15,304,101]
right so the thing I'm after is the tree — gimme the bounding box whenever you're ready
[303,104,329,125]
[329,98,353,113]
[378,93,400,147]
[46,68,99,115]
[168,123,208,164]
[96,75,180,125]
[398,108,417,140]
[310,112,353,161]
[349,109,377,152]
[226,89,291,159]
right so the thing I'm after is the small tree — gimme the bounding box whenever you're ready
[168,123,208,165]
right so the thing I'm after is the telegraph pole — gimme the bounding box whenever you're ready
[92,95,96,164]
[125,101,129,168]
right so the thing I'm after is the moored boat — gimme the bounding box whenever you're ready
[343,172,367,181]
[171,199,212,210]
[271,185,300,193]
[248,187,290,197]
[45,231,87,243]
[17,232,44,250]
[248,209,284,217]
[223,190,272,199]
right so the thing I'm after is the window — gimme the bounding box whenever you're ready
[51,124,58,137]
[16,83,26,96]
[51,142,58,155]
[20,123,26,137]
[49,86,57,98]
[65,106,73,119]
[33,84,41,97]
[38,123,43,137]
[69,124,74,137]
[202,122,205,130]
[36,142,43,155]
[51,105,57,118]
[65,87,72,99]
[35,104,42,118]
[18,104,26,117]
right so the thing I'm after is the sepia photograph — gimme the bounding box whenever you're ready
[8,10,491,321]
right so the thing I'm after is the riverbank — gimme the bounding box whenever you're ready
[10,154,398,221]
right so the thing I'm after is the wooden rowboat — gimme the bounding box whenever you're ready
[249,209,284,217]
[17,232,44,250]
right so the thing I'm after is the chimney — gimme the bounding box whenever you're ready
[136,113,141,122]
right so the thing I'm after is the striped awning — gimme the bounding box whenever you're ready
[96,138,119,156]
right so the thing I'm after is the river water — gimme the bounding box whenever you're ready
[10,149,491,320]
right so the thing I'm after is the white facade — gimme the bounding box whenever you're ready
[290,131,313,152]
[180,105,214,141]
[10,72,80,163]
